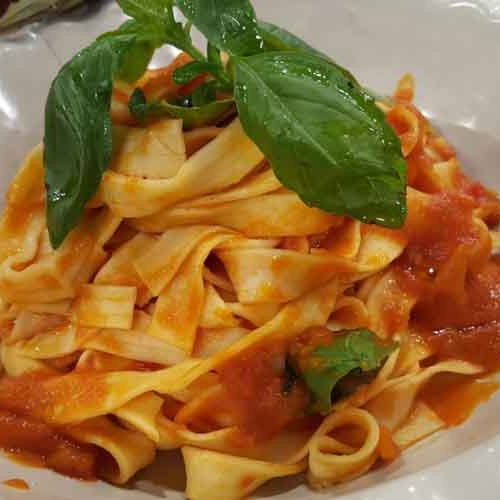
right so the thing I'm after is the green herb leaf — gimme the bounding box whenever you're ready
[103,21,158,82]
[257,20,357,84]
[233,52,407,228]
[117,40,156,82]
[174,0,263,56]
[258,20,331,60]
[207,42,222,66]
[173,51,232,91]
[296,329,397,414]
[190,81,217,106]
[117,0,203,59]
[129,88,234,130]
[117,0,173,25]
[151,100,234,130]
[44,32,138,249]
[208,42,234,92]
[173,60,217,85]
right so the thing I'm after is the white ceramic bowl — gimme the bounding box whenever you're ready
[1,1,500,499]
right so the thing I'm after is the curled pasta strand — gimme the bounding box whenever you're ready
[307,408,380,488]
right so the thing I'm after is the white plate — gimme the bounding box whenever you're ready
[1,1,500,499]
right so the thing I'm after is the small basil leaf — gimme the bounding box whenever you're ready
[191,81,217,106]
[44,33,138,249]
[154,99,234,130]
[117,0,173,25]
[174,0,263,56]
[129,87,154,122]
[206,41,233,91]
[117,40,156,82]
[99,20,158,83]
[129,88,234,130]
[173,61,217,85]
[295,329,397,414]
[207,42,222,66]
[233,52,407,228]
[117,0,200,57]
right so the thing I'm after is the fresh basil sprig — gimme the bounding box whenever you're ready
[44,0,408,248]
[293,329,397,414]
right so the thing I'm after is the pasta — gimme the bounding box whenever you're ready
[0,57,500,500]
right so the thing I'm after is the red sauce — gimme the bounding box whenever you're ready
[6,450,45,469]
[208,342,310,444]
[390,188,500,372]
[457,172,500,226]
[377,425,401,462]
[0,410,98,480]
[0,372,108,422]
[2,478,29,490]
[402,191,478,281]
[421,373,499,426]
[401,260,500,371]
[0,372,113,480]
[382,98,500,378]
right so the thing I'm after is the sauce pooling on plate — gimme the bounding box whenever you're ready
[2,478,30,490]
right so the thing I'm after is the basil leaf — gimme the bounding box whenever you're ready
[206,41,234,91]
[117,0,202,58]
[44,33,138,249]
[233,52,407,228]
[117,41,156,82]
[191,81,217,106]
[207,42,222,66]
[129,87,156,121]
[258,20,330,60]
[153,100,234,130]
[173,61,217,85]
[99,20,159,83]
[129,88,234,130]
[295,329,396,414]
[257,20,357,84]
[117,0,173,25]
[174,0,263,56]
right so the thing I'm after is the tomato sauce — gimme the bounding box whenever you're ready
[213,342,310,444]
[400,191,478,282]
[2,478,29,490]
[400,259,500,371]
[457,172,500,226]
[421,373,499,426]
[384,95,500,380]
[0,410,98,480]
[0,373,112,480]
[377,425,401,462]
